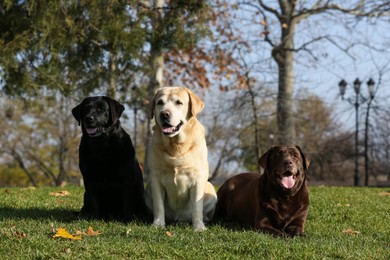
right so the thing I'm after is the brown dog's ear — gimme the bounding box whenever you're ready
[258,146,275,169]
[295,145,310,171]
[186,88,204,116]
[72,101,83,126]
[104,97,125,124]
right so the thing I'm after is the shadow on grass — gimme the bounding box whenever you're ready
[0,207,79,222]
[0,207,154,224]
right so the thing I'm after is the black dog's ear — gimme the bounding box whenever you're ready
[295,145,310,171]
[104,97,125,124]
[72,102,83,126]
[258,146,275,169]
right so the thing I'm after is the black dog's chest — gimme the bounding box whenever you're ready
[80,136,129,179]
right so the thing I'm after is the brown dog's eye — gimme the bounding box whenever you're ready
[157,100,164,105]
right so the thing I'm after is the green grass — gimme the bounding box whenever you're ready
[0,186,389,259]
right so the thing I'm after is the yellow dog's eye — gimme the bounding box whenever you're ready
[176,100,183,105]
[157,100,164,105]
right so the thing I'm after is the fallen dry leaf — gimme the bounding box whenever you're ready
[49,190,70,197]
[126,228,132,236]
[6,225,27,238]
[14,230,27,238]
[342,228,360,235]
[86,226,102,236]
[51,223,56,233]
[378,192,390,196]
[336,203,351,207]
[165,231,173,237]
[52,228,82,240]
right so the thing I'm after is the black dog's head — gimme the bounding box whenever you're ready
[72,96,125,137]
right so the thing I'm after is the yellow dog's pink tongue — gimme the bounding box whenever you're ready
[282,176,295,189]
[162,126,176,134]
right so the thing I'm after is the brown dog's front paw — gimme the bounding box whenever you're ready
[286,227,305,238]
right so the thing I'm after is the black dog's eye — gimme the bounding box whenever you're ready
[176,100,183,105]
[157,100,164,105]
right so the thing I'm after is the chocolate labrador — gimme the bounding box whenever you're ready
[215,145,310,237]
[72,96,146,221]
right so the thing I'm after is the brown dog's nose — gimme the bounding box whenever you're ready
[284,160,293,166]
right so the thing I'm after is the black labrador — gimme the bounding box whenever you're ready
[72,96,146,221]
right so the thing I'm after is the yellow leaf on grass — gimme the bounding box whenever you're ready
[165,231,173,237]
[342,228,360,235]
[52,228,82,240]
[49,190,70,197]
[86,226,102,236]
[379,192,390,196]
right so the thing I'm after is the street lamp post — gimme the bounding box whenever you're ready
[364,78,376,186]
[338,78,375,187]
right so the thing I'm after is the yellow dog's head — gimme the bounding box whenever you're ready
[150,86,204,137]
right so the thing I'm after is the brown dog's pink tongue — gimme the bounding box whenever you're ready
[282,176,295,189]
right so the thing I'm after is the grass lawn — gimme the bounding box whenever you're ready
[0,185,389,259]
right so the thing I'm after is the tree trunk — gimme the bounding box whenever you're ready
[143,0,164,177]
[107,51,117,97]
[56,137,67,186]
[275,52,295,144]
[247,79,261,172]
[272,18,296,145]
[11,150,38,187]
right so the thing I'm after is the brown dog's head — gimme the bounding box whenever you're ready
[258,145,310,194]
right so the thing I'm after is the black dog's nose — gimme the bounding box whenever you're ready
[86,115,94,123]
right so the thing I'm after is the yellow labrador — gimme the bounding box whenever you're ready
[145,86,217,231]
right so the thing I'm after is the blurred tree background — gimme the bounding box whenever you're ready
[1,0,390,187]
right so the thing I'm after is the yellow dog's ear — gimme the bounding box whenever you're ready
[185,88,204,116]
[149,89,161,119]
